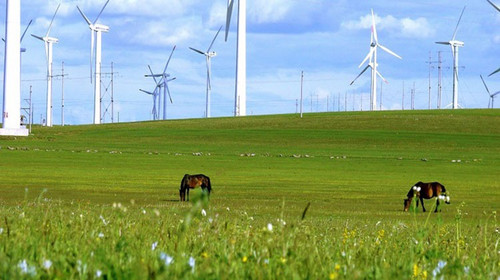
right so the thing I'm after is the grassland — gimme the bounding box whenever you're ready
[0,109,499,279]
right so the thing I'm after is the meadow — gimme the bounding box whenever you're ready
[0,109,499,279]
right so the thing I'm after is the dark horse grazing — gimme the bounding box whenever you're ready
[404,181,450,212]
[179,174,212,201]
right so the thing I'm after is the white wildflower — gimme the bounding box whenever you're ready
[152,241,158,251]
[96,269,102,278]
[160,252,174,266]
[189,257,196,272]
[99,215,108,226]
[226,207,230,211]
[142,209,146,214]
[267,223,273,232]
[43,259,52,270]
[98,232,104,238]
[0,227,3,234]
[201,209,207,216]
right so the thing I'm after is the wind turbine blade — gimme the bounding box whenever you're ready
[480,75,491,95]
[435,41,451,45]
[46,3,61,37]
[163,45,176,74]
[359,48,375,68]
[147,65,159,85]
[207,25,223,52]
[376,70,389,84]
[166,83,173,103]
[189,47,206,55]
[451,6,466,41]
[21,19,33,42]
[350,65,371,85]
[77,6,92,26]
[487,0,500,12]
[94,0,110,24]
[140,89,154,95]
[225,0,235,42]
[371,9,378,43]
[489,67,500,77]
[30,34,44,41]
[378,44,402,59]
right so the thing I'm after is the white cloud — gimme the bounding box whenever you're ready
[248,0,295,24]
[341,13,435,39]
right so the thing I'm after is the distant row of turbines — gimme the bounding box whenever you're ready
[1,0,499,136]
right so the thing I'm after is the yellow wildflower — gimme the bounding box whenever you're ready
[329,272,338,279]
[242,256,248,263]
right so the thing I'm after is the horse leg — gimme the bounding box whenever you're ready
[187,188,190,201]
[420,197,426,212]
[435,198,440,213]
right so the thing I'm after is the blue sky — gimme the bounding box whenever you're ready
[1,0,499,124]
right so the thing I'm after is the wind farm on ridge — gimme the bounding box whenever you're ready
[1,1,499,134]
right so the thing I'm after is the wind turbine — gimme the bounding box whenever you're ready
[3,19,33,52]
[31,4,60,127]
[1,0,28,136]
[487,0,500,76]
[480,75,500,108]
[144,46,176,120]
[139,86,160,120]
[436,6,466,109]
[190,26,223,118]
[350,9,402,111]
[225,0,247,116]
[77,0,110,125]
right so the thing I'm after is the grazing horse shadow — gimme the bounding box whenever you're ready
[404,181,450,212]
[179,174,212,201]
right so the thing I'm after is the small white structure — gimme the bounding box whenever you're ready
[1,0,28,136]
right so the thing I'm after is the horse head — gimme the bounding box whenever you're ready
[403,198,411,212]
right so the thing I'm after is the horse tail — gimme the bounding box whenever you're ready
[180,174,189,191]
[205,175,212,194]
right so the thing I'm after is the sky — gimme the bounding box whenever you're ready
[1,0,499,125]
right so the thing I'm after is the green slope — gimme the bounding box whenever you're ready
[1,109,499,218]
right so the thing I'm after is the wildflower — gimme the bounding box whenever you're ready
[242,256,248,263]
[201,209,207,216]
[160,252,173,266]
[96,270,102,278]
[142,209,146,214]
[201,252,208,259]
[226,207,230,211]
[43,259,52,270]
[263,259,269,265]
[152,241,158,251]
[432,260,447,278]
[280,257,287,264]
[0,227,3,234]
[334,263,341,271]
[99,215,108,226]
[267,223,273,232]
[98,232,104,238]
[329,272,338,279]
[189,257,196,272]
[154,209,160,216]
[413,263,419,278]
[18,260,36,276]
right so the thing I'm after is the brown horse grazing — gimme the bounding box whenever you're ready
[179,174,212,201]
[404,181,450,212]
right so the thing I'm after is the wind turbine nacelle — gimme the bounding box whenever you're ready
[21,47,27,53]
[450,40,464,47]
[94,24,110,32]
[45,37,59,44]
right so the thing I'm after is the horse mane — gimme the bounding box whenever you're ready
[407,181,422,198]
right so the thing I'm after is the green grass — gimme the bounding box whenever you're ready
[0,109,499,278]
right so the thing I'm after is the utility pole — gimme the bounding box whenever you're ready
[21,86,33,133]
[437,51,443,109]
[61,62,65,125]
[426,51,438,109]
[300,71,303,118]
[101,62,116,123]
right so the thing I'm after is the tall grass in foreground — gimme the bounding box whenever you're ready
[0,192,497,279]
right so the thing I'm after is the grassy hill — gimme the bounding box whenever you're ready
[1,109,498,216]
[0,109,499,278]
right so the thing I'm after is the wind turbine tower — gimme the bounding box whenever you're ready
[190,26,223,118]
[1,0,28,136]
[350,9,401,111]
[225,0,247,116]
[77,0,110,124]
[436,6,465,109]
[487,0,500,76]
[31,4,60,127]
